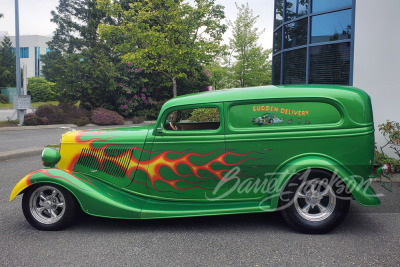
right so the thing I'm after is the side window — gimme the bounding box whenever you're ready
[164,107,220,131]
[229,102,342,130]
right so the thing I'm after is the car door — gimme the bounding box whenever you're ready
[146,103,229,201]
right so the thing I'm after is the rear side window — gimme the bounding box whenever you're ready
[164,107,220,131]
[229,102,342,129]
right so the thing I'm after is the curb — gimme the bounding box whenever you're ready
[371,174,400,183]
[0,147,43,161]
[0,124,77,132]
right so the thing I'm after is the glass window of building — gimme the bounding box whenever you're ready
[35,47,40,77]
[312,0,352,13]
[283,48,307,84]
[275,0,284,27]
[309,43,351,84]
[311,9,352,43]
[284,18,308,48]
[286,0,309,21]
[274,29,282,53]
[272,0,354,86]
[21,47,29,58]
[273,55,281,85]
[14,47,29,58]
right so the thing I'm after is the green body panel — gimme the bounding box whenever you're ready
[11,85,381,220]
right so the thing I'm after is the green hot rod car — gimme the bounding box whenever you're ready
[10,85,381,233]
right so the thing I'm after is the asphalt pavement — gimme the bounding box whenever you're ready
[0,122,153,161]
[1,156,400,266]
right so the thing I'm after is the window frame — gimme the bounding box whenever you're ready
[156,103,224,136]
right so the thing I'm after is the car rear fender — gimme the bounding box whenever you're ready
[269,155,381,209]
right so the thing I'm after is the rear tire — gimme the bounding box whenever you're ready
[279,169,350,234]
[22,184,77,231]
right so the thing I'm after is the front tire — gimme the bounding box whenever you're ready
[279,169,350,234]
[22,184,77,231]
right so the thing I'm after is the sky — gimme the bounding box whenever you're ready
[0,0,274,49]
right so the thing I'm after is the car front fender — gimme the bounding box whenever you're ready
[9,169,146,219]
[269,155,381,209]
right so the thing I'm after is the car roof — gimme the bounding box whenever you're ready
[162,85,368,110]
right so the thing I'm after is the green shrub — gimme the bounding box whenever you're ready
[135,100,166,120]
[375,120,400,173]
[28,77,58,102]
[0,94,9,104]
[189,108,220,122]
[73,117,91,126]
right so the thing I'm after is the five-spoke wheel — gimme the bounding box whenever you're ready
[279,169,350,234]
[22,184,77,230]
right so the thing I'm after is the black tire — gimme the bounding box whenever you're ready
[22,184,77,231]
[279,169,350,234]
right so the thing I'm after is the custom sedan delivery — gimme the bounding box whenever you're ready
[10,85,381,233]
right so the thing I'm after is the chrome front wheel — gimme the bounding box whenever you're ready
[22,184,76,230]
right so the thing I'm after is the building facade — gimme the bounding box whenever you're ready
[272,0,354,86]
[0,35,51,78]
[272,0,400,153]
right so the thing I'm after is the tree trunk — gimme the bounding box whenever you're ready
[172,76,177,97]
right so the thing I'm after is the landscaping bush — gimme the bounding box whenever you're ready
[58,102,89,124]
[36,104,66,124]
[375,120,400,173]
[91,108,125,126]
[131,116,144,124]
[23,113,47,126]
[73,117,91,126]
[189,108,220,122]
[28,77,58,102]
[0,94,9,104]
[135,100,166,120]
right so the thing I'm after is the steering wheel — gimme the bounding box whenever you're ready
[169,121,181,130]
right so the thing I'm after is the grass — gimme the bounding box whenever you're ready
[0,101,59,109]
[0,120,18,127]
[45,144,60,148]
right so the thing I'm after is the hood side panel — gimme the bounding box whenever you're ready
[58,127,150,188]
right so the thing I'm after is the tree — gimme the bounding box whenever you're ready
[206,53,231,90]
[98,0,227,97]
[42,0,123,109]
[0,36,16,87]
[228,3,271,87]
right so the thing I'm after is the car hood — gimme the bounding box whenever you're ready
[58,125,153,172]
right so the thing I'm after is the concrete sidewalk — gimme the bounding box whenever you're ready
[0,108,34,122]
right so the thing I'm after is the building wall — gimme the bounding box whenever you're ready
[353,0,400,153]
[0,35,51,78]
